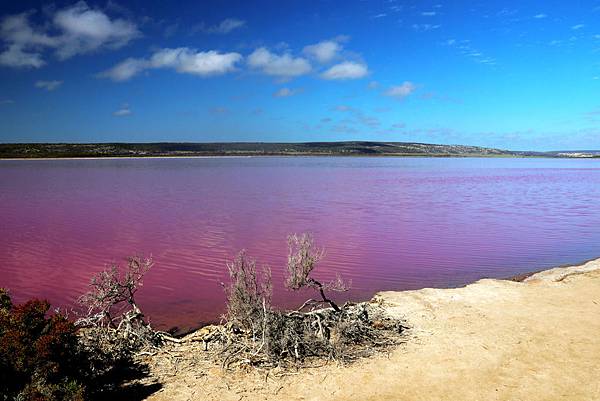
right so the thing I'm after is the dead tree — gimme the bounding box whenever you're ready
[285,233,350,313]
[77,256,154,338]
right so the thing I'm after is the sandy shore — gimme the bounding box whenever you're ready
[141,258,600,401]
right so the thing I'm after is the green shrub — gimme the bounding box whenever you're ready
[0,289,86,400]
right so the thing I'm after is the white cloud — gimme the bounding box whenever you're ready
[0,2,140,68]
[100,48,242,81]
[533,13,547,19]
[446,39,496,66]
[247,47,311,77]
[35,80,63,91]
[0,13,56,68]
[273,87,300,97]
[53,1,140,60]
[200,18,245,34]
[385,82,417,99]
[303,40,342,63]
[421,11,437,16]
[149,48,242,75]
[0,13,57,47]
[572,24,585,30]
[0,44,45,68]
[371,13,387,19]
[321,61,368,80]
[412,24,441,31]
[113,103,131,116]
[368,81,379,89]
[99,57,148,81]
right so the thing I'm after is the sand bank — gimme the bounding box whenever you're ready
[142,258,600,400]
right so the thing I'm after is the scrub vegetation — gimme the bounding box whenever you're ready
[217,233,405,369]
[0,141,540,158]
[0,233,406,400]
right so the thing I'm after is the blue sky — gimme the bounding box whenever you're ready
[0,0,599,150]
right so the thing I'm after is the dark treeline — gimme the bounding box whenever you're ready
[0,141,573,158]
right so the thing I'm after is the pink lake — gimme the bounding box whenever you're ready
[1,157,599,331]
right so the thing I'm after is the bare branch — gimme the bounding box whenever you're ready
[285,233,324,290]
[285,233,349,312]
[76,256,157,351]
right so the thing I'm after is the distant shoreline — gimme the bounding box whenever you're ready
[0,155,255,161]
[0,154,539,161]
[2,141,598,159]
[2,153,599,161]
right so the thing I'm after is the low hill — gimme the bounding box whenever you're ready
[0,141,514,158]
[0,142,597,159]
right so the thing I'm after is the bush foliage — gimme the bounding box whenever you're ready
[0,257,157,400]
[0,289,86,400]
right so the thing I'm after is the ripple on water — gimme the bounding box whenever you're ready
[1,157,600,329]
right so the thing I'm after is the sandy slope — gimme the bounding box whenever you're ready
[143,258,600,401]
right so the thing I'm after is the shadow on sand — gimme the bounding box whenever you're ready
[92,361,162,401]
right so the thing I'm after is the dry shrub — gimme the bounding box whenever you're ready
[78,256,153,330]
[219,251,273,368]
[76,256,159,379]
[218,234,406,369]
[218,301,405,368]
[224,250,272,338]
[263,303,405,365]
[286,233,350,312]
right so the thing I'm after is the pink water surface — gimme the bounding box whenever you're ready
[1,157,600,331]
